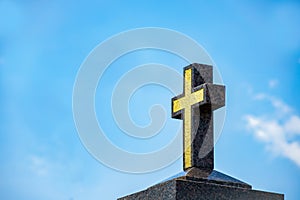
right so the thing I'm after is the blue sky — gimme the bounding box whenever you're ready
[1,0,300,199]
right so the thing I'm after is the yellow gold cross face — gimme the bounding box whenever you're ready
[172,68,204,170]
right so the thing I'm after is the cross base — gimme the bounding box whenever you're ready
[118,170,283,200]
[185,167,212,179]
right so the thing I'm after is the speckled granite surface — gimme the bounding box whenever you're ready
[118,170,284,200]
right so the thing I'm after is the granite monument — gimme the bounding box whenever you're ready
[118,63,284,200]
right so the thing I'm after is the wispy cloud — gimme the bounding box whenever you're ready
[244,94,300,167]
[268,79,278,89]
[29,155,50,176]
[254,93,292,116]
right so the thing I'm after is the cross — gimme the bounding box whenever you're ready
[172,63,225,176]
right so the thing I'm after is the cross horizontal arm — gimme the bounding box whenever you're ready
[195,83,225,111]
[172,83,225,117]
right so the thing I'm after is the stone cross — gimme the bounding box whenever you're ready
[119,64,283,199]
[172,63,225,176]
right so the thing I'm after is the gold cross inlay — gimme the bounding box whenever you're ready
[172,68,204,169]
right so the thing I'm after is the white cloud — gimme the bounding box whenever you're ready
[268,79,278,89]
[284,115,300,135]
[245,95,300,167]
[253,93,292,115]
[29,155,49,176]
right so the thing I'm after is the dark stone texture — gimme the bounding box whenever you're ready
[190,63,213,85]
[118,171,284,200]
[203,83,226,110]
[191,104,214,172]
[183,170,251,189]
